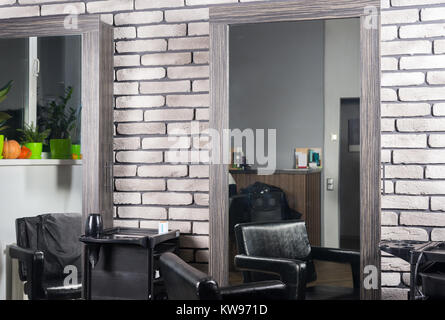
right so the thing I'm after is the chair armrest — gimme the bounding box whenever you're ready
[8,245,45,299]
[9,245,39,263]
[234,254,307,299]
[311,246,359,263]
[311,246,360,289]
[220,280,287,301]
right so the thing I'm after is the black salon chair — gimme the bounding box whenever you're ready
[228,195,250,271]
[159,252,287,300]
[234,220,360,300]
[228,190,299,271]
[8,213,82,300]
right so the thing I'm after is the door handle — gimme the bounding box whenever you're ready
[104,161,113,193]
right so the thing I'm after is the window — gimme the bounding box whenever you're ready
[0,38,29,141]
[0,35,82,144]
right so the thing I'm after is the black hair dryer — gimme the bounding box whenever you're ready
[85,213,103,268]
[85,213,103,238]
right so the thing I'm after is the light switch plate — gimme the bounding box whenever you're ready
[327,178,334,191]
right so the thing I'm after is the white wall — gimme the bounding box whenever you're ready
[323,18,360,247]
[0,164,82,300]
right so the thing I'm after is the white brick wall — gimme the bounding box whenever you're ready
[4,0,445,295]
[381,0,445,299]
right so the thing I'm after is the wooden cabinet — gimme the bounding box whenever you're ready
[230,169,321,246]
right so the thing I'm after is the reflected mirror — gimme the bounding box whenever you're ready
[0,35,82,300]
[227,18,361,298]
[0,35,81,143]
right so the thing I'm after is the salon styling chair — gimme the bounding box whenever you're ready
[159,252,287,300]
[234,220,360,300]
[9,213,82,300]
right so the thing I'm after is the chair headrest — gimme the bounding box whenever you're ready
[234,220,311,260]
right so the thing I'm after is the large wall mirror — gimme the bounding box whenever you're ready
[209,0,381,300]
[0,16,113,300]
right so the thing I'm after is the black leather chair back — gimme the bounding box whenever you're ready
[235,220,316,283]
[16,213,82,282]
[159,252,220,300]
[229,195,250,237]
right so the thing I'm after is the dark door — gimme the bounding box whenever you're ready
[339,98,360,250]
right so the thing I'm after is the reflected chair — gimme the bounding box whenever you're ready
[228,195,250,271]
[234,220,360,300]
[228,190,300,271]
[159,252,287,300]
[8,213,82,300]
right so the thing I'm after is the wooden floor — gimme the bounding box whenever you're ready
[309,260,353,287]
[230,260,353,288]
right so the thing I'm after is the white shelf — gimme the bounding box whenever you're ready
[0,159,82,166]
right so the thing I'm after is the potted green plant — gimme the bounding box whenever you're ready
[17,122,50,159]
[40,86,77,159]
[0,81,13,159]
[70,105,82,159]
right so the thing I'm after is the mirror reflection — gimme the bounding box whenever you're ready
[0,36,81,144]
[228,18,361,299]
[0,35,82,300]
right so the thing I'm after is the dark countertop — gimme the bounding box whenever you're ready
[380,240,445,263]
[229,168,322,175]
[80,227,180,248]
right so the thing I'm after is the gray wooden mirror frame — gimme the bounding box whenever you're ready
[0,15,114,229]
[209,0,381,300]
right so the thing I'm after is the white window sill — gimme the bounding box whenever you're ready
[0,159,82,166]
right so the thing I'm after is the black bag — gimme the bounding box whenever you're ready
[240,182,302,221]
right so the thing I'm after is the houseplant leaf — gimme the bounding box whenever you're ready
[0,80,12,104]
[0,111,11,122]
[0,112,11,132]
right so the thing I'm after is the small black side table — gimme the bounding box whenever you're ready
[80,227,180,300]
[380,240,445,300]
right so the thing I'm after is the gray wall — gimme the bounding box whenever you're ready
[323,18,360,247]
[229,20,325,170]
